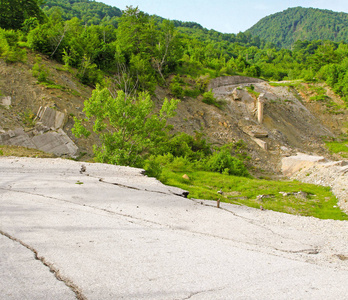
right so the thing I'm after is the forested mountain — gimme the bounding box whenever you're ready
[42,0,122,26]
[247,7,348,49]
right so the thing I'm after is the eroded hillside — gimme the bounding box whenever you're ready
[1,56,347,176]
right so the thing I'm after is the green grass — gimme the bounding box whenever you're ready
[269,80,302,87]
[160,169,348,220]
[38,80,67,91]
[245,85,260,98]
[325,141,348,158]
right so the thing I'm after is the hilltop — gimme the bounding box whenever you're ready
[247,7,348,48]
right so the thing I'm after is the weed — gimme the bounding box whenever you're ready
[245,85,260,98]
[20,109,35,127]
[325,140,348,158]
[202,89,222,108]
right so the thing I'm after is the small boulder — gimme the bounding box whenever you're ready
[182,174,190,180]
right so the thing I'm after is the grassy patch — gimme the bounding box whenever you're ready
[38,80,67,91]
[159,169,348,220]
[0,145,55,158]
[269,80,302,87]
[19,109,36,127]
[325,141,348,158]
[245,85,260,98]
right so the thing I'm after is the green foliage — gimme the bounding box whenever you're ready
[20,109,36,127]
[0,29,27,62]
[72,85,179,167]
[0,0,46,30]
[32,56,49,82]
[247,7,348,49]
[169,82,182,96]
[245,85,260,98]
[42,0,122,26]
[160,132,212,161]
[325,140,348,158]
[205,148,250,177]
[202,90,221,108]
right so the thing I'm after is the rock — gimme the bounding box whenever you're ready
[296,191,308,199]
[1,96,11,109]
[32,129,78,157]
[282,153,326,177]
[232,88,242,100]
[36,107,67,130]
[252,138,268,150]
[240,123,268,138]
[182,174,190,180]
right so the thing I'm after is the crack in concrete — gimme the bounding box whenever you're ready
[1,187,321,264]
[97,177,189,198]
[183,286,228,299]
[189,198,320,255]
[0,229,87,300]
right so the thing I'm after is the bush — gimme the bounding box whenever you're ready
[0,29,26,62]
[202,89,221,108]
[160,132,212,161]
[143,157,163,178]
[170,82,184,98]
[205,149,249,177]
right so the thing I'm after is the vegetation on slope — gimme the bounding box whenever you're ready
[247,7,348,49]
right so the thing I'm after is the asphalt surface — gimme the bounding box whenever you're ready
[1,157,348,299]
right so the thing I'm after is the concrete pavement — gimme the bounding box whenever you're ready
[1,157,348,299]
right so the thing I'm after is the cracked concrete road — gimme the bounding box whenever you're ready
[1,157,348,299]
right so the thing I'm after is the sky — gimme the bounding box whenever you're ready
[100,0,348,34]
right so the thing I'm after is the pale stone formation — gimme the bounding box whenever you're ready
[252,137,268,150]
[36,107,67,130]
[0,128,78,157]
[1,96,11,109]
[257,93,266,124]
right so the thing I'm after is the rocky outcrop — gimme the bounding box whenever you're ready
[0,127,78,157]
[0,106,77,157]
[35,106,68,130]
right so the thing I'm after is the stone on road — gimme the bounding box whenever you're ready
[1,157,348,299]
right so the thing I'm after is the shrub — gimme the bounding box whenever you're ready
[170,81,184,98]
[143,157,163,178]
[160,132,212,161]
[206,149,249,177]
[202,89,221,108]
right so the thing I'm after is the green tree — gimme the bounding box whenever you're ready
[73,85,179,167]
[0,0,45,30]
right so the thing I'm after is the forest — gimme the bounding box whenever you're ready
[247,7,348,49]
[1,0,348,175]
